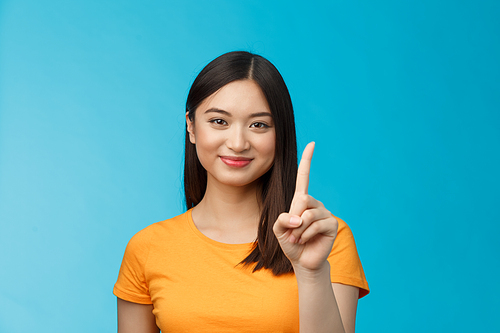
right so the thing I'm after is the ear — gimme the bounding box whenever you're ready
[186,112,196,144]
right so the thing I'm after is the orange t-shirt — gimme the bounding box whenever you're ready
[113,209,369,332]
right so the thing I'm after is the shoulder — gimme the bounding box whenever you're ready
[330,215,361,261]
[335,216,350,233]
[125,210,190,253]
[333,215,356,247]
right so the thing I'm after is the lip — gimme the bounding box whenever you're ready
[220,156,253,168]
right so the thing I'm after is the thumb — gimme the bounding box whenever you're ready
[273,213,302,238]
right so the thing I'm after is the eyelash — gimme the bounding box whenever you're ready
[250,122,269,129]
[209,119,228,126]
[209,119,270,129]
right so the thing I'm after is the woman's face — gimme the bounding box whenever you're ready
[186,79,276,188]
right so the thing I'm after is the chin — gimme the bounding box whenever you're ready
[221,178,260,188]
[208,172,265,188]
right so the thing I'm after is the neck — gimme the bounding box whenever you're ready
[191,178,262,242]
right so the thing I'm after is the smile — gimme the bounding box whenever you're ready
[220,156,253,168]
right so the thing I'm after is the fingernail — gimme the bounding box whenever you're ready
[289,235,296,243]
[290,216,302,227]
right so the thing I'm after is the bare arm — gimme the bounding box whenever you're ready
[332,283,359,333]
[294,264,359,333]
[117,298,159,333]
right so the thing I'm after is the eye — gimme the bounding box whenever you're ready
[250,122,269,129]
[209,119,228,126]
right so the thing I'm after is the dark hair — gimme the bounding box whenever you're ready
[184,51,297,275]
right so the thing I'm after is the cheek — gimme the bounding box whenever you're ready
[257,133,276,161]
[193,127,222,162]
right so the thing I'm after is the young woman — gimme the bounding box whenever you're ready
[114,51,369,333]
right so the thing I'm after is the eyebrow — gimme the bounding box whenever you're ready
[204,108,273,118]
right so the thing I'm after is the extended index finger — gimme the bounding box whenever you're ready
[295,142,315,194]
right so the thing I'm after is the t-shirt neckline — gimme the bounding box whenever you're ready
[186,208,255,250]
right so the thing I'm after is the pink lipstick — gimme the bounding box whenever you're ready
[220,156,252,168]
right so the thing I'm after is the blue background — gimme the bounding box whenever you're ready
[0,0,499,332]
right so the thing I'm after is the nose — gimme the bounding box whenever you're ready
[226,126,250,152]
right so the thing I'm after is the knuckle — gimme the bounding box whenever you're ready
[300,226,318,243]
[309,222,320,233]
[302,210,314,223]
[277,213,289,224]
[273,219,279,229]
[299,193,309,203]
[274,214,283,226]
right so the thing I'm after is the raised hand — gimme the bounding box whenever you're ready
[273,142,339,271]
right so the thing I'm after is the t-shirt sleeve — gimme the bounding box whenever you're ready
[328,216,370,298]
[113,226,154,304]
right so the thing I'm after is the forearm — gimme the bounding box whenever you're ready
[294,262,345,333]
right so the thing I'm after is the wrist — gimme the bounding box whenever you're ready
[292,261,331,282]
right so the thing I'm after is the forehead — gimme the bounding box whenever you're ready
[197,80,271,116]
